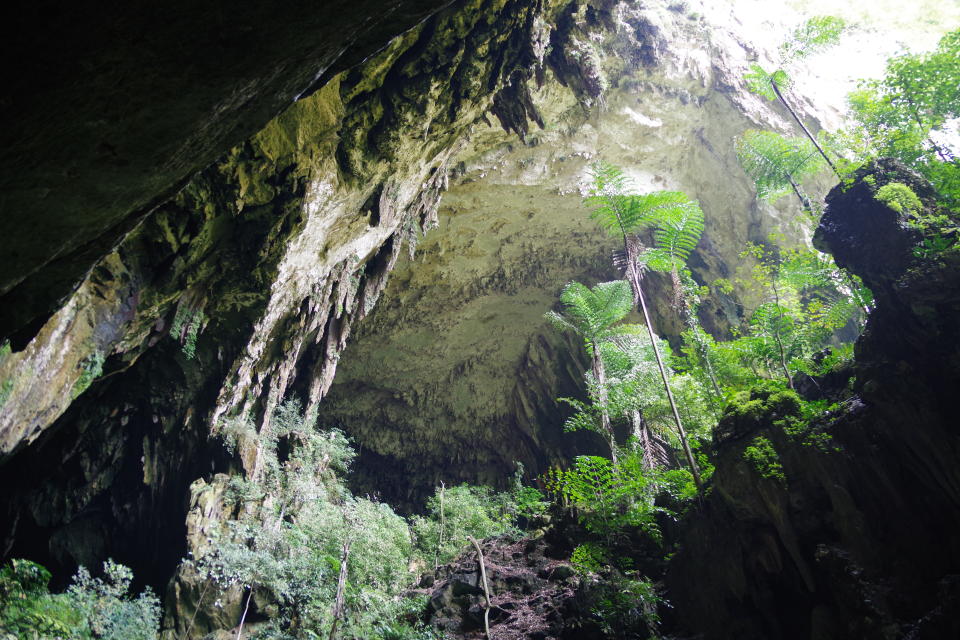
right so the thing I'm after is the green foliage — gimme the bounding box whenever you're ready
[745,16,845,102]
[170,304,206,359]
[742,435,786,483]
[544,280,633,349]
[412,484,518,567]
[546,452,666,543]
[587,163,692,237]
[736,130,825,203]
[570,543,607,574]
[588,573,662,639]
[587,161,706,273]
[0,558,160,639]
[839,29,960,207]
[875,182,922,214]
[1,559,81,638]
[726,242,868,386]
[202,401,531,639]
[67,561,161,640]
[200,402,436,639]
[72,351,105,399]
[638,196,705,273]
[778,16,846,64]
[745,64,790,101]
[511,466,550,522]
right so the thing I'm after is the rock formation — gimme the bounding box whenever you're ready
[665,160,960,639]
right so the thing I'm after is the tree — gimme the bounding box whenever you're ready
[586,162,703,489]
[734,242,867,388]
[546,279,634,463]
[745,16,846,177]
[840,28,960,207]
[735,129,825,214]
[600,330,676,471]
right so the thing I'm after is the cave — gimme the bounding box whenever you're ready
[1,0,959,638]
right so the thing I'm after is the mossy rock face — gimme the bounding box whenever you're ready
[0,0,450,347]
[666,165,960,639]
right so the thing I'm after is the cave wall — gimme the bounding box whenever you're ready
[0,0,454,348]
[321,0,828,504]
[0,0,586,594]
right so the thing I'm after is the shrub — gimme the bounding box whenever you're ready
[742,435,786,483]
[0,558,160,639]
[412,484,517,566]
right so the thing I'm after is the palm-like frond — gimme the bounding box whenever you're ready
[639,200,705,273]
[736,130,825,202]
[779,16,846,64]
[744,65,791,101]
[545,280,633,344]
[776,250,836,292]
[586,161,695,237]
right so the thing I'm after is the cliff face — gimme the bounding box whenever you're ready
[0,0,580,589]
[665,161,960,639]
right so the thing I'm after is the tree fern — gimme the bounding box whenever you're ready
[736,129,824,204]
[586,162,694,236]
[743,17,846,177]
[545,280,633,347]
[546,279,633,462]
[639,199,705,273]
[585,160,704,489]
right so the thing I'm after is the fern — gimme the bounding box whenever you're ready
[587,162,696,237]
[779,16,846,63]
[639,200,705,273]
[736,130,824,202]
[545,280,633,346]
[744,64,790,101]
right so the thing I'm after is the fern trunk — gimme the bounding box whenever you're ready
[770,279,795,390]
[625,256,702,490]
[591,345,618,466]
[771,80,840,178]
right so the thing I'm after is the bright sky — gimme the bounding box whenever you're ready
[699,0,960,127]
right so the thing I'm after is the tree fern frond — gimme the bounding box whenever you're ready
[736,130,825,202]
[650,200,705,270]
[780,16,846,64]
[548,280,633,344]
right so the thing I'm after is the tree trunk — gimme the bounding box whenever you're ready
[771,79,840,178]
[468,536,492,640]
[632,410,656,471]
[625,254,702,490]
[328,540,352,640]
[787,175,813,214]
[236,587,253,640]
[591,345,617,466]
[770,279,795,390]
[435,481,445,569]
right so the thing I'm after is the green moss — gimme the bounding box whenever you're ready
[0,342,12,408]
[742,435,785,483]
[72,351,105,399]
[723,385,802,426]
[875,181,922,215]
